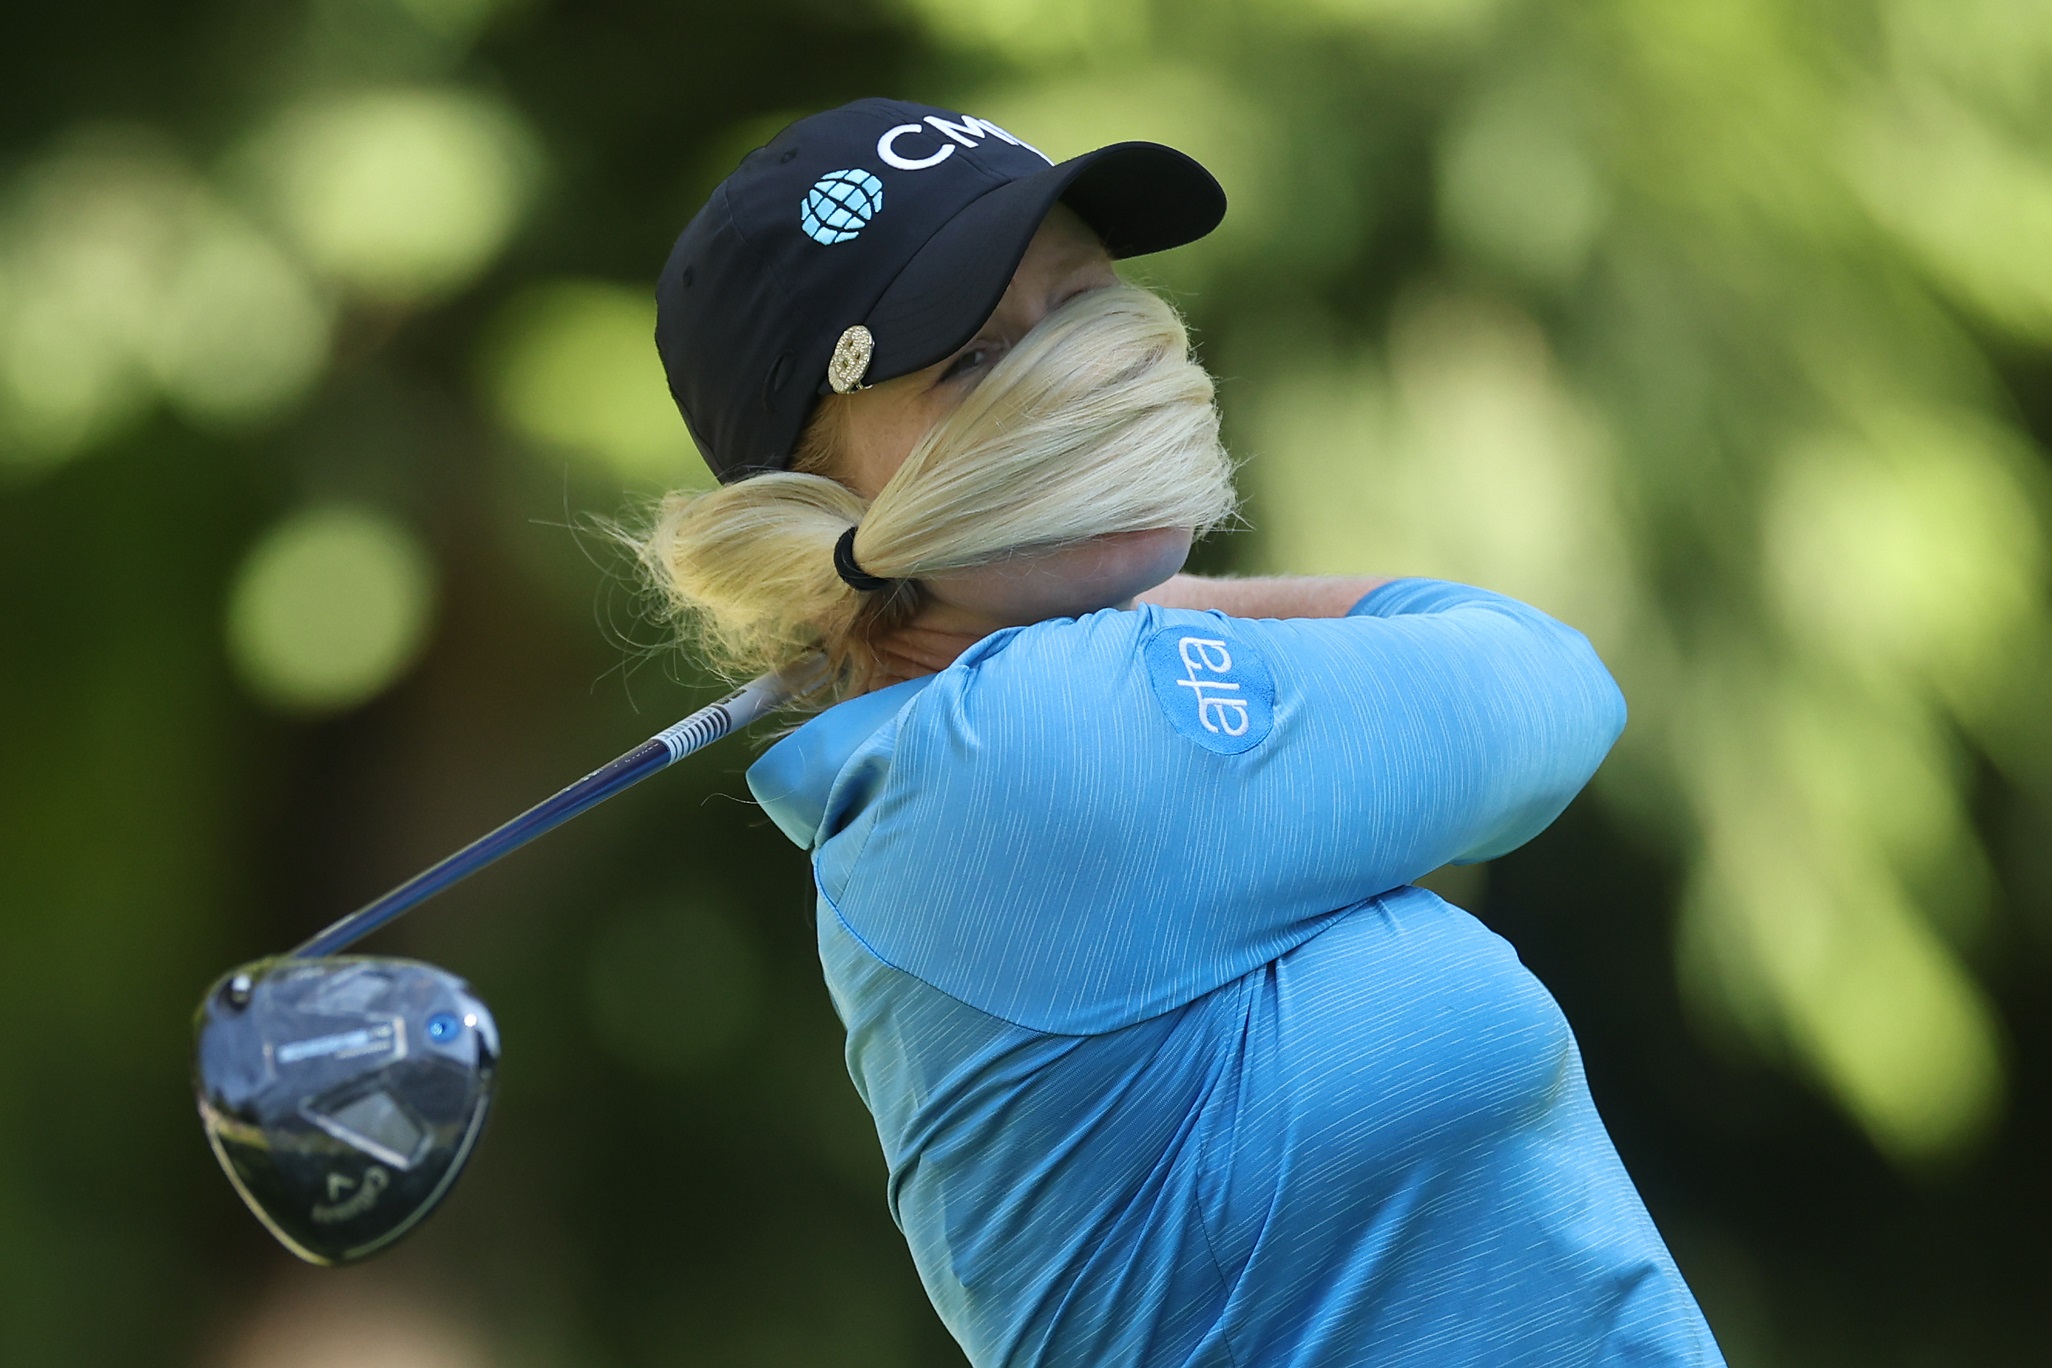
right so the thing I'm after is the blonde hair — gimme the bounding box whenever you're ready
[633,283,1237,694]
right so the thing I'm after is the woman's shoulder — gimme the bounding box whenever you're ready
[750,601,1388,850]
[890,603,1314,787]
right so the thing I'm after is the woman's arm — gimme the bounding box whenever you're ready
[829,579,1626,1033]
[1136,573,1388,619]
[872,567,1388,686]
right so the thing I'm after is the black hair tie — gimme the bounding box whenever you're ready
[833,526,895,592]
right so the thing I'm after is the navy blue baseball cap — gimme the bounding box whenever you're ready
[655,98,1227,484]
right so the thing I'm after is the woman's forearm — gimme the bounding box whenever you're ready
[1137,573,1389,619]
[869,573,1392,687]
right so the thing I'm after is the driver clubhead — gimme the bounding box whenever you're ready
[193,956,499,1265]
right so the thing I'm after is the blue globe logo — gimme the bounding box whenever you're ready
[800,169,884,245]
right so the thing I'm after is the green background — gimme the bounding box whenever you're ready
[4,0,2051,1363]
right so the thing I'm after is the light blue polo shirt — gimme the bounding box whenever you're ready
[747,579,1723,1367]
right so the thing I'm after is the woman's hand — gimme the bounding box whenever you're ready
[870,607,1001,687]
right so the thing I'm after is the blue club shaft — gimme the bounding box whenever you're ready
[287,665,810,959]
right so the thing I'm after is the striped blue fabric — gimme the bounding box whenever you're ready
[747,579,1723,1366]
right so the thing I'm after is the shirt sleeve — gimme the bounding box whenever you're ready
[817,578,1626,1034]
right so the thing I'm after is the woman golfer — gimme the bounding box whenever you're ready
[645,98,1723,1367]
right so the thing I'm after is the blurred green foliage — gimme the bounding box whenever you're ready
[3,0,2051,1364]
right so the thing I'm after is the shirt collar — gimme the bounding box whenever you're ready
[746,675,935,848]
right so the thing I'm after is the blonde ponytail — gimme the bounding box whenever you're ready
[633,284,1236,694]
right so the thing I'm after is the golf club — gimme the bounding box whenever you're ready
[193,661,816,1264]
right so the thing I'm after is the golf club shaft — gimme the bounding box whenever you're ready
[287,662,816,959]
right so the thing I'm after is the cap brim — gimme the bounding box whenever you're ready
[853,142,1225,390]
